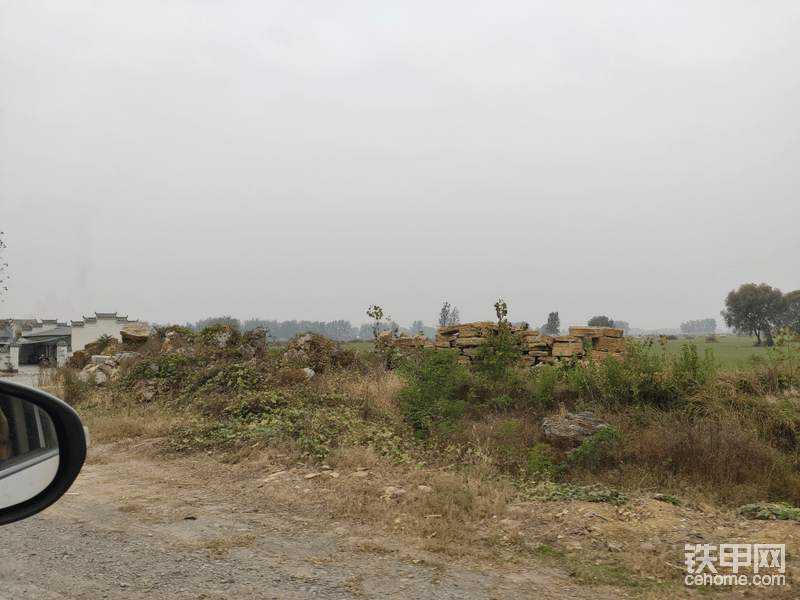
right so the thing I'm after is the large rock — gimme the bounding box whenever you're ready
[552,342,585,357]
[121,322,152,343]
[593,337,626,352]
[455,337,487,347]
[569,327,606,338]
[436,324,463,335]
[540,411,609,447]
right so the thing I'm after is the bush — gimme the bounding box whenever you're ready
[399,349,469,437]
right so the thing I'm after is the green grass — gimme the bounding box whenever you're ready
[639,336,780,371]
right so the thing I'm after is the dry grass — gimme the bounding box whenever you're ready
[77,390,189,445]
[597,415,800,507]
[343,369,405,420]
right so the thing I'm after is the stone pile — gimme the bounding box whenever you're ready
[382,323,625,367]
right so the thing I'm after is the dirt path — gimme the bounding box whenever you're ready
[0,442,605,600]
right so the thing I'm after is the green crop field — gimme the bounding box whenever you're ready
[342,341,375,353]
[635,335,790,371]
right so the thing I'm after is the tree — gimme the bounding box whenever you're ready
[543,311,560,336]
[438,302,461,328]
[785,290,800,335]
[721,283,787,346]
[410,320,425,335]
[588,315,614,328]
[614,320,630,334]
[0,232,6,300]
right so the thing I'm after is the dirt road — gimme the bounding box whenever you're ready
[0,442,601,600]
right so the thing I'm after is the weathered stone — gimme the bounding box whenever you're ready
[525,350,550,357]
[297,333,315,350]
[434,341,453,349]
[436,324,463,335]
[236,344,256,360]
[462,346,482,356]
[435,333,455,343]
[552,342,585,357]
[555,335,581,343]
[113,351,141,364]
[302,367,316,381]
[568,326,607,338]
[456,327,481,338]
[121,322,151,343]
[522,341,549,349]
[593,337,626,352]
[602,328,624,338]
[134,378,159,401]
[472,321,499,330]
[456,356,471,365]
[538,333,555,346]
[518,330,541,340]
[540,411,610,447]
[455,337,487,347]
[378,330,393,343]
[423,342,435,350]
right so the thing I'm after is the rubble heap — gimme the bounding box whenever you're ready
[381,323,625,367]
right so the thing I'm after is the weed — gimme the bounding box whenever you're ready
[398,349,468,437]
[737,502,800,522]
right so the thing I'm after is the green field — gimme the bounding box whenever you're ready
[342,341,375,353]
[636,335,792,371]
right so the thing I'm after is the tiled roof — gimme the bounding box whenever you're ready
[96,312,118,319]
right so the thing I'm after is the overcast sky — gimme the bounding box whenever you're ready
[1,1,798,331]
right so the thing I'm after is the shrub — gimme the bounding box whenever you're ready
[399,349,469,437]
[471,300,520,382]
[705,335,719,343]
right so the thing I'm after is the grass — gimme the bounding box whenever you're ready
[639,335,786,370]
[342,341,375,354]
[59,322,800,598]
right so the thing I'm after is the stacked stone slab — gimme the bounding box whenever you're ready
[381,322,625,366]
[568,326,625,361]
[377,330,435,356]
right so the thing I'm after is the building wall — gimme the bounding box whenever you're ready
[71,314,137,352]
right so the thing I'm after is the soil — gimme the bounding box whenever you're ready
[2,440,798,599]
[0,441,605,600]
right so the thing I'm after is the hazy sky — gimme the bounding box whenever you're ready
[1,1,798,330]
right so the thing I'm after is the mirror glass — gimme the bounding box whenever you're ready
[0,394,60,509]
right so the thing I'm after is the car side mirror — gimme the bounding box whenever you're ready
[0,380,87,526]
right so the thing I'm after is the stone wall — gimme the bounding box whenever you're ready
[380,322,625,366]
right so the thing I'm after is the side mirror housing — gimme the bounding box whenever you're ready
[0,380,87,526]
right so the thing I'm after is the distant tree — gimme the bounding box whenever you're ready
[449,306,460,326]
[438,302,451,328]
[679,318,717,335]
[614,320,630,334]
[195,315,241,331]
[543,312,560,336]
[358,323,373,339]
[785,290,800,335]
[588,315,614,328]
[410,320,425,335]
[438,302,461,328]
[721,283,787,345]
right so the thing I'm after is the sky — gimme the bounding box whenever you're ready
[1,0,798,331]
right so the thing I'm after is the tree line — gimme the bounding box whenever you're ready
[679,318,717,335]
